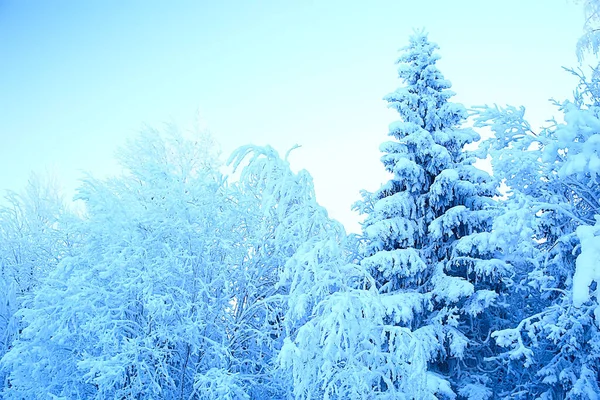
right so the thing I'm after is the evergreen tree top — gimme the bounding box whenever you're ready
[385,31,467,133]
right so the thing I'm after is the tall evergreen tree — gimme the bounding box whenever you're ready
[355,31,502,398]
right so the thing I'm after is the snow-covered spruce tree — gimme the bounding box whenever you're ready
[474,68,600,399]
[354,31,503,398]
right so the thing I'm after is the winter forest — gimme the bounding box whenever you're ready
[2,3,600,400]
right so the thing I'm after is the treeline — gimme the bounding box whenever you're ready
[2,6,600,399]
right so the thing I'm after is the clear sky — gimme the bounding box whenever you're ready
[0,0,585,232]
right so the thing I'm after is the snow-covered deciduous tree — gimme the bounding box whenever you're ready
[474,67,600,398]
[576,0,600,60]
[352,31,502,398]
[271,167,376,399]
[2,128,234,399]
[0,175,75,391]
[1,125,358,398]
[225,144,355,398]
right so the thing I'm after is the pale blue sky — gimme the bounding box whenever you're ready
[0,0,584,231]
